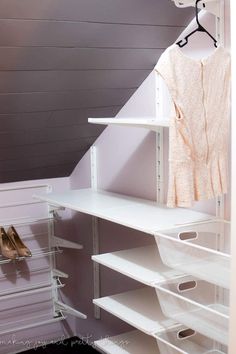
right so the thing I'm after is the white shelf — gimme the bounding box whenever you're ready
[88,117,170,130]
[94,330,159,354]
[93,287,176,336]
[92,245,183,286]
[34,189,213,235]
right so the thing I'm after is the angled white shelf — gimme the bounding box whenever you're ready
[94,330,160,354]
[92,245,183,286]
[88,117,170,131]
[93,287,176,336]
[88,117,170,130]
[34,188,213,235]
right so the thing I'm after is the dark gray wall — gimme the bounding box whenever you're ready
[0,0,193,183]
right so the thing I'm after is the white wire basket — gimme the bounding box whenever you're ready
[155,220,230,289]
[155,275,229,346]
[155,324,227,354]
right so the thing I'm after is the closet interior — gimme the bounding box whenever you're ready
[0,0,232,353]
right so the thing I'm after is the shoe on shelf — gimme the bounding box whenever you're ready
[0,227,18,260]
[7,226,32,258]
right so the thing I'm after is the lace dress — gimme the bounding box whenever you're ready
[155,44,231,208]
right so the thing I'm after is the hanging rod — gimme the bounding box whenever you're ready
[0,280,56,299]
[0,215,56,228]
[0,313,66,337]
[0,267,67,287]
[0,282,64,302]
[0,271,67,299]
[0,247,63,265]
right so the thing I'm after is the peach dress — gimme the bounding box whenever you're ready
[155,44,231,208]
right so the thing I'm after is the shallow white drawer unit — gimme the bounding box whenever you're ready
[155,275,229,346]
[155,324,227,354]
[155,220,230,289]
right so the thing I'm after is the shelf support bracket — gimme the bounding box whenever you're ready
[55,301,87,319]
[51,236,83,250]
[53,269,69,279]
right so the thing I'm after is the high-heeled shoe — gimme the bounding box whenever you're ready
[7,226,32,258]
[0,227,18,260]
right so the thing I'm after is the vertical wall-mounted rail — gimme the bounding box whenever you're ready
[215,0,225,221]
[156,129,164,203]
[155,75,165,204]
[46,185,61,317]
[48,207,59,317]
[216,0,225,46]
[90,145,101,319]
[214,4,226,352]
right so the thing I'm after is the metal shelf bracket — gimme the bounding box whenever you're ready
[55,301,87,319]
[51,235,83,250]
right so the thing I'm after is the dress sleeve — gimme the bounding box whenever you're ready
[154,46,182,120]
[154,47,175,96]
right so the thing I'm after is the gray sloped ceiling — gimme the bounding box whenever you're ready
[0,0,193,183]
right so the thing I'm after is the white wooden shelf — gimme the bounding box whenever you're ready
[93,287,176,336]
[88,117,170,130]
[94,330,159,354]
[92,245,183,286]
[34,188,213,235]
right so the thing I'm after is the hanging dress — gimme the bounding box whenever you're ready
[154,44,231,208]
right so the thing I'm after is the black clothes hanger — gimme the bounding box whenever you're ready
[176,0,218,48]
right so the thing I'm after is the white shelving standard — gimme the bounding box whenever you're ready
[34,188,213,234]
[93,287,176,336]
[94,330,160,354]
[88,117,170,130]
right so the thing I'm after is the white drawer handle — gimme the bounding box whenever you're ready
[178,280,197,292]
[178,231,198,241]
[177,328,196,340]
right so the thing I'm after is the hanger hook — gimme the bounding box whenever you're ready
[178,38,189,47]
[195,0,202,27]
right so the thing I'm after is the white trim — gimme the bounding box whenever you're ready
[229,0,236,352]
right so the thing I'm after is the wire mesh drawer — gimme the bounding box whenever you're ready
[155,276,229,346]
[155,324,227,354]
[155,220,230,289]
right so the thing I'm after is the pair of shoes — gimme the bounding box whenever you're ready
[0,226,32,260]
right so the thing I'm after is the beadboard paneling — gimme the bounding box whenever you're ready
[0,124,104,147]
[0,0,193,182]
[0,70,149,93]
[0,163,77,182]
[0,137,96,161]
[0,47,164,71]
[0,89,135,113]
[0,106,121,130]
[0,149,88,171]
[0,0,193,26]
[0,20,183,48]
